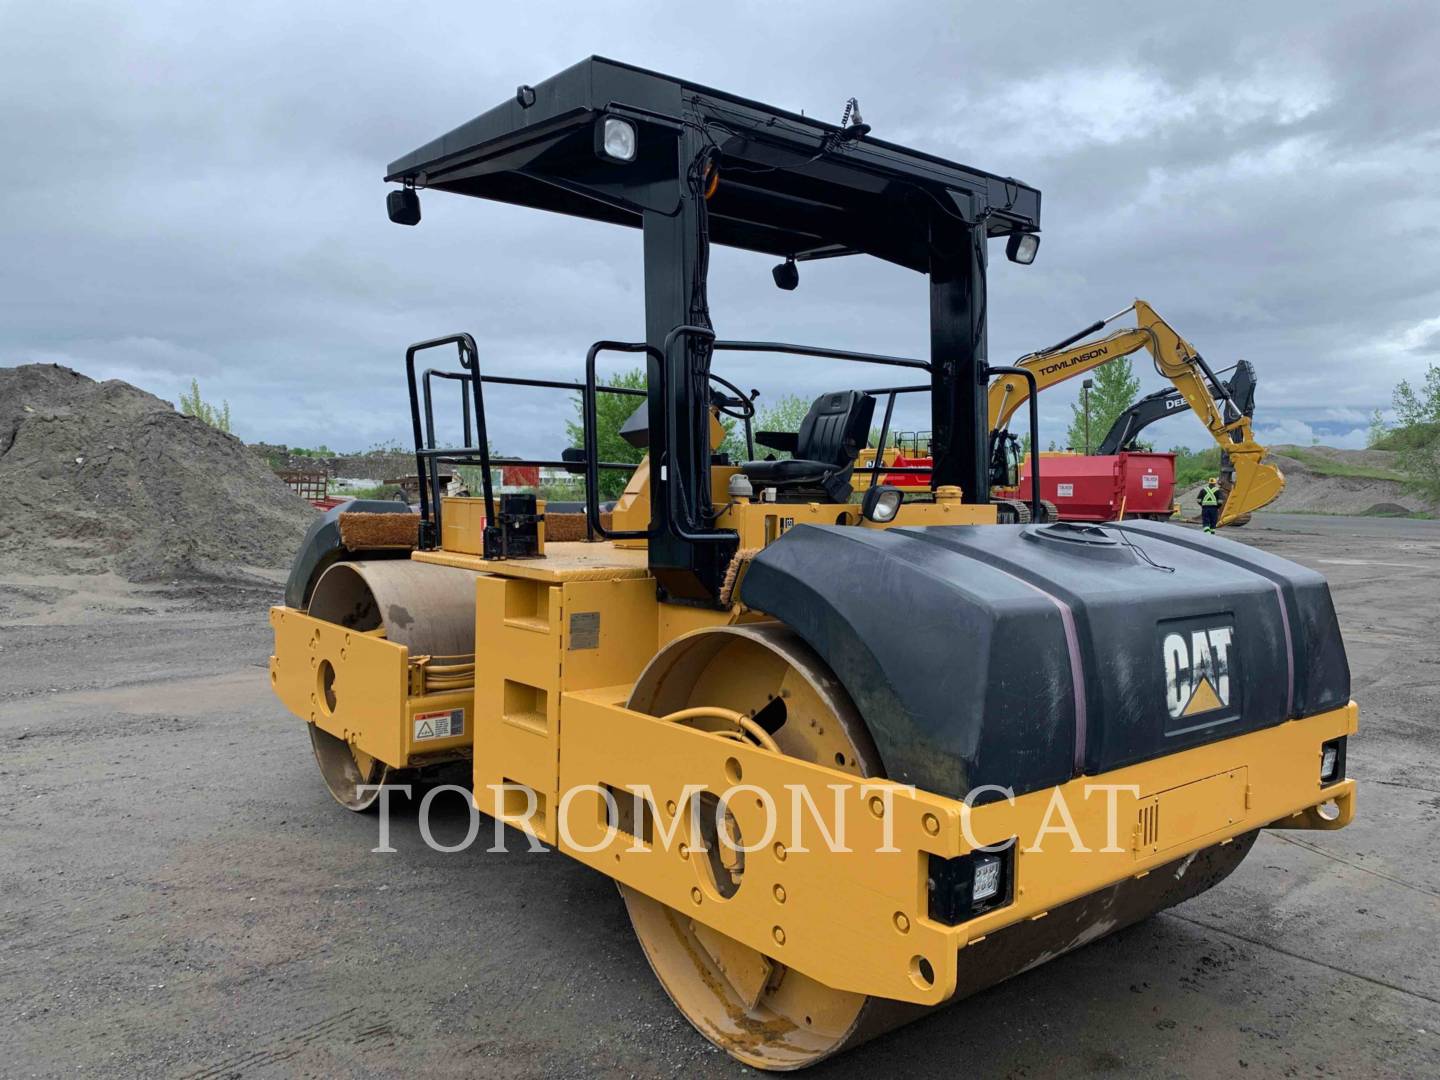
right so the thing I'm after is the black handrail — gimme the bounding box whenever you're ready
[418,451,637,471]
[405,334,490,546]
[430,368,648,398]
[987,364,1043,520]
[406,331,1037,557]
[421,369,474,450]
[859,383,929,397]
[411,347,653,549]
[584,340,663,541]
[713,339,930,372]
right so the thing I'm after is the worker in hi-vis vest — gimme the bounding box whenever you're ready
[1197,476,1223,533]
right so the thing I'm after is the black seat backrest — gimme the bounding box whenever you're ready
[797,391,876,466]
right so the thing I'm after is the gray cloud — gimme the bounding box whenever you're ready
[3,1,1438,456]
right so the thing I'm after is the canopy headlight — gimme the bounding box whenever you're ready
[596,116,637,162]
[1006,232,1040,265]
[386,188,421,226]
[861,484,902,523]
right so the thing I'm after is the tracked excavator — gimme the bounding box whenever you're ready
[268,59,1356,1070]
[856,307,1283,525]
[986,304,1285,526]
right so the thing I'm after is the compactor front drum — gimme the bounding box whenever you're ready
[303,559,477,811]
[619,623,1257,1070]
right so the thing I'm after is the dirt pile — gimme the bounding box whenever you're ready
[0,364,314,581]
[1176,444,1435,517]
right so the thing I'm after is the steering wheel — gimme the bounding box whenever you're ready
[708,371,757,421]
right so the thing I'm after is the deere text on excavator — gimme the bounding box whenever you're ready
[268,59,1356,1070]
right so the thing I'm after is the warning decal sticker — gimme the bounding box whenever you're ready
[414,708,465,742]
[1142,473,1160,490]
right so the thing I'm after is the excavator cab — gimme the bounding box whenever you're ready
[987,427,1024,489]
[267,57,1356,1071]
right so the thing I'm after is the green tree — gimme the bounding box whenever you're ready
[566,369,649,500]
[1366,408,1390,448]
[1065,357,1140,453]
[1393,363,1440,428]
[1390,364,1440,502]
[179,378,232,434]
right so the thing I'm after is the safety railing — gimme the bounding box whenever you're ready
[410,331,1045,552]
[851,369,1042,520]
[405,335,649,550]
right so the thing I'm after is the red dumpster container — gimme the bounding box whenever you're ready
[1018,451,1175,522]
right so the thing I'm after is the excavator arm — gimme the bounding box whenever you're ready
[1096,360,1257,455]
[1130,301,1283,525]
[988,302,1283,525]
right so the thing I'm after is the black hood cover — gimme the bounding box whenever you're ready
[738,521,1348,800]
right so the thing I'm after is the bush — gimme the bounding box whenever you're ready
[1170,446,1221,490]
[1388,365,1440,503]
[178,379,232,434]
[1370,421,1440,453]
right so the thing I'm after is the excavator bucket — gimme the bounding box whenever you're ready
[1221,450,1286,525]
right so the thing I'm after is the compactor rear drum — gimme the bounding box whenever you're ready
[303,559,478,810]
[621,624,1257,1070]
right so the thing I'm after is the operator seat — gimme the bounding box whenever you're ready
[742,390,876,503]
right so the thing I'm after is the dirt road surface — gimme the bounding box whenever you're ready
[3,517,1438,1078]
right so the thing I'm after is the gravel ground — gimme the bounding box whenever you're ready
[2,518,1438,1079]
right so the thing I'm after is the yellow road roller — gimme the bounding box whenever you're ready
[268,58,1357,1069]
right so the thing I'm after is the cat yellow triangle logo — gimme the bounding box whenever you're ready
[1182,677,1224,717]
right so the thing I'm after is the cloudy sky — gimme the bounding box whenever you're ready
[3,1,1437,456]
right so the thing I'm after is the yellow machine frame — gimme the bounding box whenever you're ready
[275,57,1358,1070]
[271,493,1357,1007]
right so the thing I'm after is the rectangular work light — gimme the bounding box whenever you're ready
[595,116,637,162]
[1006,232,1040,265]
[1320,736,1346,784]
[928,843,1015,925]
[971,853,1004,902]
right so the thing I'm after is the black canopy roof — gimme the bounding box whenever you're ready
[385,57,1040,272]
